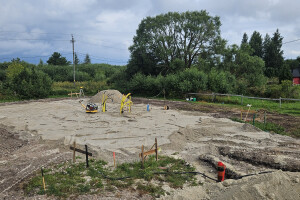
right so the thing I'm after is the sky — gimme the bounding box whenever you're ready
[0,0,300,65]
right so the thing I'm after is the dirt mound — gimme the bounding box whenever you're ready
[0,127,27,159]
[241,123,261,132]
[89,90,123,104]
[160,171,300,200]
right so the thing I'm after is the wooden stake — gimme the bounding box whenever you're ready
[141,145,144,169]
[73,141,76,163]
[41,167,46,191]
[155,138,158,161]
[264,111,266,129]
[244,105,251,121]
[113,152,116,167]
[85,145,89,168]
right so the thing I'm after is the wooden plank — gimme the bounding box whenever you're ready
[139,149,156,157]
[240,110,257,113]
[70,146,92,156]
[155,138,158,161]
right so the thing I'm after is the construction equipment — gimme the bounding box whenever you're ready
[244,104,252,121]
[120,93,133,114]
[101,92,115,112]
[79,100,98,113]
[102,94,107,112]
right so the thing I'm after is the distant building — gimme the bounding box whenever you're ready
[292,67,300,85]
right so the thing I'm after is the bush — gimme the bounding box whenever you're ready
[208,68,236,93]
[10,67,52,99]
[177,68,208,93]
[127,68,208,97]
[128,73,161,96]
[51,81,108,96]
[265,80,299,98]
[71,71,92,82]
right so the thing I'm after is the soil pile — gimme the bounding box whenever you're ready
[160,171,300,200]
[89,89,123,104]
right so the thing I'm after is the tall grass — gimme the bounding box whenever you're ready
[195,94,300,116]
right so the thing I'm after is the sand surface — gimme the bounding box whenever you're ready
[0,95,299,199]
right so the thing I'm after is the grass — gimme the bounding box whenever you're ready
[193,95,300,116]
[24,155,197,198]
[231,117,287,136]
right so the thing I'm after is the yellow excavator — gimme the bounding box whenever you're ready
[79,100,98,113]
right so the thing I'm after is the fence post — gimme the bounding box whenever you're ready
[85,145,89,168]
[141,145,144,169]
[73,141,76,163]
[264,111,266,130]
[252,114,256,126]
[279,97,282,108]
[241,94,243,105]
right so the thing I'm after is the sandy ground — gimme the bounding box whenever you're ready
[0,96,299,199]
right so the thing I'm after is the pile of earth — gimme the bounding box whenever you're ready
[89,89,124,104]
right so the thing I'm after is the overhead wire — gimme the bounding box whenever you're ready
[283,38,300,44]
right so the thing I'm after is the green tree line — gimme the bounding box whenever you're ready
[0,10,299,101]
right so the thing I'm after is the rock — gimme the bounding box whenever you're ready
[266,193,275,200]
[223,179,234,187]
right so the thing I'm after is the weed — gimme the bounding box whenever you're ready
[24,155,197,198]
[136,182,165,198]
[231,117,287,136]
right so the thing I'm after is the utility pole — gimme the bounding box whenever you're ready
[71,34,76,86]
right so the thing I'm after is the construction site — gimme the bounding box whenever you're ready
[0,89,299,199]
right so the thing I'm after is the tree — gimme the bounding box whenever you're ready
[10,67,52,99]
[75,53,80,65]
[263,30,284,78]
[6,62,25,81]
[47,52,70,66]
[219,44,266,89]
[38,59,44,66]
[249,31,263,58]
[127,11,225,77]
[241,33,248,45]
[284,58,299,70]
[84,54,91,64]
[279,63,292,83]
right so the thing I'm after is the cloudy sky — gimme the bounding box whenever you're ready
[0,0,300,65]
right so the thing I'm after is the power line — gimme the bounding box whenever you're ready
[0,52,127,64]
[283,38,300,44]
[0,37,129,50]
[0,52,73,61]
[76,52,128,63]
[76,40,128,51]
[0,30,75,36]
[0,38,70,41]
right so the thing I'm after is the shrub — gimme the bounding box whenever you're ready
[208,68,236,93]
[10,67,52,99]
[265,80,299,98]
[51,81,107,96]
[178,68,208,93]
[128,73,161,96]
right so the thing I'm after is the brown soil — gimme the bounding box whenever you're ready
[133,97,300,136]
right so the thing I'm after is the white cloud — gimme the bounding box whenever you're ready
[0,0,300,64]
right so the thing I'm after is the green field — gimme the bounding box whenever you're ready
[193,94,300,116]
